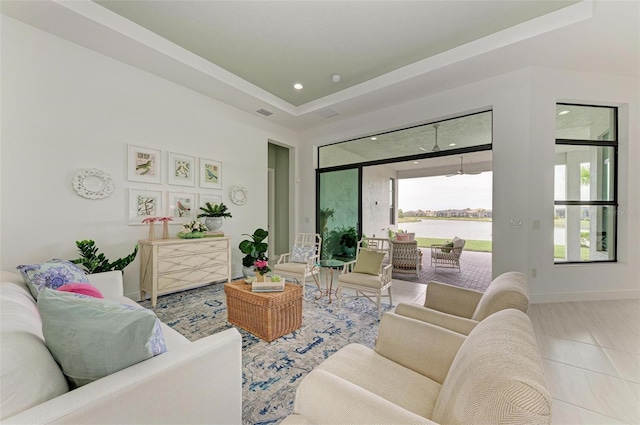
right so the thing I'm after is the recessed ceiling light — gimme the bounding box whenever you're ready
[293,83,303,90]
[413,161,419,165]
[370,137,377,141]
[419,147,427,151]
[332,74,341,83]
[558,110,570,115]
[449,143,456,147]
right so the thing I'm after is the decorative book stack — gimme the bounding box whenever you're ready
[252,277,285,293]
[205,231,225,237]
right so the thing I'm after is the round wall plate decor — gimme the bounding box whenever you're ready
[230,185,248,205]
[73,168,114,199]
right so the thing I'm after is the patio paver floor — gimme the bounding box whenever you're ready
[392,249,492,292]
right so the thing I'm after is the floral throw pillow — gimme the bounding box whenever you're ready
[16,259,89,299]
[289,246,316,263]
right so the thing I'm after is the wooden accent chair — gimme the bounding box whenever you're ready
[391,240,422,278]
[337,238,393,319]
[273,233,321,285]
[430,236,465,272]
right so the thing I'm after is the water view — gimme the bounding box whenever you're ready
[400,218,567,243]
[399,219,492,241]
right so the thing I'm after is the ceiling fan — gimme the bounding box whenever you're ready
[446,156,482,177]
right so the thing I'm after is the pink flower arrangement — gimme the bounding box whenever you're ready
[142,216,173,224]
[253,258,271,275]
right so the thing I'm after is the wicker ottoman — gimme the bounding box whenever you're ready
[224,280,303,342]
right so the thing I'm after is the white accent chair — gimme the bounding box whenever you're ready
[395,271,529,335]
[430,236,465,272]
[273,233,322,285]
[337,238,393,319]
[281,309,551,425]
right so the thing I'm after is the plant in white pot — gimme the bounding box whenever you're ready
[239,228,268,277]
[197,202,232,231]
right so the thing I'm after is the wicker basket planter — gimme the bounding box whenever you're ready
[224,280,303,342]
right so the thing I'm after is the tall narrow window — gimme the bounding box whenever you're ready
[554,104,617,263]
[389,178,395,225]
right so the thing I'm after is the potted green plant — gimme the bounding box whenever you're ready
[197,202,232,231]
[71,240,138,274]
[338,226,358,257]
[239,228,268,277]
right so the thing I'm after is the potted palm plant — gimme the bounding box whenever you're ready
[239,228,268,277]
[196,202,232,231]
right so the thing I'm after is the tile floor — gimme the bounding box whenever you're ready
[388,279,640,424]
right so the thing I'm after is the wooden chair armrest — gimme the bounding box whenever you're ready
[341,260,357,273]
[277,253,291,264]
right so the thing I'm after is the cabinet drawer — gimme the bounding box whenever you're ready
[157,250,228,274]
[157,240,228,258]
[157,264,229,292]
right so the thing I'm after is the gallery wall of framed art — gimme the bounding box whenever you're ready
[126,145,225,225]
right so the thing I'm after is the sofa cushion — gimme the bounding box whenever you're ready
[338,272,384,289]
[452,236,464,248]
[441,242,454,253]
[353,249,385,275]
[289,246,315,263]
[0,274,69,420]
[432,309,551,425]
[16,259,88,299]
[273,262,308,275]
[38,288,167,388]
[315,343,441,419]
[57,283,104,298]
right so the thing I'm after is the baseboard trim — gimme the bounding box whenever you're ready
[531,289,640,304]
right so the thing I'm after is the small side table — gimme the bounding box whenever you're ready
[315,259,345,303]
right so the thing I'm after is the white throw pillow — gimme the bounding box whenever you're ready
[452,236,465,248]
[290,246,316,263]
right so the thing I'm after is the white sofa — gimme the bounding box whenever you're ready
[0,270,242,424]
[282,308,551,424]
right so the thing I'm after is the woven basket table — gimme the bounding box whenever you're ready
[224,280,303,342]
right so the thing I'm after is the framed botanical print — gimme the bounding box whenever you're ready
[128,145,161,184]
[167,192,196,224]
[128,189,163,225]
[199,158,222,189]
[167,152,196,187]
[198,193,222,211]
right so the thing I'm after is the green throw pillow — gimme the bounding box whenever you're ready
[441,242,454,253]
[37,288,167,388]
[353,249,386,275]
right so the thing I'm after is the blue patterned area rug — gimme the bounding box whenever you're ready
[138,281,391,425]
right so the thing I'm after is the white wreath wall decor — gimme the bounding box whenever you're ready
[230,185,248,205]
[73,168,114,199]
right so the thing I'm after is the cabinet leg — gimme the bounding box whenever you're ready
[151,294,157,308]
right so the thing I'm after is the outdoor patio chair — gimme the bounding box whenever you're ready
[430,236,465,272]
[391,239,421,278]
[273,233,322,285]
[337,238,393,319]
[394,271,529,335]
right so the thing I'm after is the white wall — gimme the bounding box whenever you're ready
[362,165,396,238]
[299,68,639,302]
[0,16,298,299]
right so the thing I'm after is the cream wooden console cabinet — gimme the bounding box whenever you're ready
[139,237,232,307]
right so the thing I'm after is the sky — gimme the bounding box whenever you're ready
[398,172,492,211]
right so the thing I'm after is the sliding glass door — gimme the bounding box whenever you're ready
[317,168,360,261]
